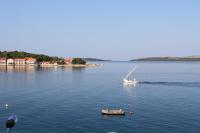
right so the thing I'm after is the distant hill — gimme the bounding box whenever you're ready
[82,58,112,61]
[131,56,200,61]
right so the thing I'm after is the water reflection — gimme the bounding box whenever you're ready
[58,66,85,72]
[123,83,138,96]
[37,66,58,72]
[102,115,125,119]
[0,66,36,73]
[71,67,86,81]
[0,66,86,73]
[72,67,85,73]
[0,66,6,72]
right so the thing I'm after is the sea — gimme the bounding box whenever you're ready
[0,61,200,133]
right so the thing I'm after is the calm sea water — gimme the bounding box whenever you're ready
[0,62,200,133]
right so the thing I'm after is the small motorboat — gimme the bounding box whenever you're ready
[6,115,18,132]
[101,109,125,115]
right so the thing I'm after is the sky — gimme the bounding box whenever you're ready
[0,0,200,60]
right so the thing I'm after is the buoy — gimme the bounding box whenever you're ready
[128,112,133,117]
[5,104,8,108]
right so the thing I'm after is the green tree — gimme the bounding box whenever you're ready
[71,58,86,65]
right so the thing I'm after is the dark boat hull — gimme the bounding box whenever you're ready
[102,112,125,115]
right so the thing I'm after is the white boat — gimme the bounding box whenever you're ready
[101,109,125,115]
[123,66,139,84]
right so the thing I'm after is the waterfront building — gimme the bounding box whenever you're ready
[7,58,14,65]
[39,61,51,65]
[39,61,57,66]
[0,58,6,65]
[25,57,36,64]
[14,58,25,65]
[65,58,73,64]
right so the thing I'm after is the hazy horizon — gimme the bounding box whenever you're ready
[1,0,200,60]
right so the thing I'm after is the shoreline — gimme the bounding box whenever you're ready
[0,63,103,67]
[58,63,103,67]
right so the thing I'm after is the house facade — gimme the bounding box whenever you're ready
[40,61,57,66]
[40,61,50,65]
[7,58,14,65]
[0,57,37,65]
[14,58,26,65]
[25,57,36,64]
[65,58,73,64]
[0,58,6,65]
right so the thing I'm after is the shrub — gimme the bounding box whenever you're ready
[71,58,86,65]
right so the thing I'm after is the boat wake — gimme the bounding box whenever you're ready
[140,81,200,88]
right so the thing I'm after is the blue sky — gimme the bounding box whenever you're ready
[0,0,200,60]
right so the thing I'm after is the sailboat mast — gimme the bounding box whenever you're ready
[125,66,137,79]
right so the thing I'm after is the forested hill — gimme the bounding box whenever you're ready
[0,51,65,63]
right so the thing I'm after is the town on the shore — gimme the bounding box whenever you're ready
[0,57,74,66]
[0,51,102,67]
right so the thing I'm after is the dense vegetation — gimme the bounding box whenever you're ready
[0,51,66,64]
[71,58,86,65]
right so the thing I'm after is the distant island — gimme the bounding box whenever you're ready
[82,58,111,62]
[131,56,200,61]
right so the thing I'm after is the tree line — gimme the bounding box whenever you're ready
[0,51,86,65]
[0,51,65,64]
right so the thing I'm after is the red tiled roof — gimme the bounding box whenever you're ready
[14,58,25,60]
[25,57,36,61]
[0,58,6,60]
[65,58,72,63]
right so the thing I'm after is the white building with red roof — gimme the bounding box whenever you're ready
[65,58,73,64]
[39,61,57,66]
[14,58,25,65]
[7,58,14,65]
[0,58,6,65]
[25,57,36,64]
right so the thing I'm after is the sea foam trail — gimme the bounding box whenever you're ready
[140,81,200,88]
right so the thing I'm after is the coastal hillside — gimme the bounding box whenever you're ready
[131,56,200,61]
[0,51,89,65]
[0,51,65,63]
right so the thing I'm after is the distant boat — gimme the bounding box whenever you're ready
[123,66,139,84]
[101,109,125,115]
[5,104,9,109]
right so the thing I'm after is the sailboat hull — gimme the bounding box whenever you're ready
[123,79,139,84]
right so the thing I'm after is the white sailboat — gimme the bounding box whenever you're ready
[123,66,139,84]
